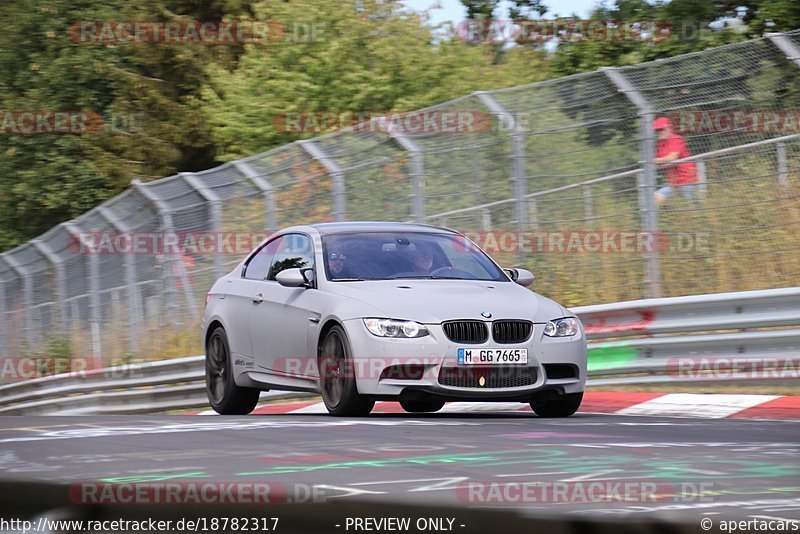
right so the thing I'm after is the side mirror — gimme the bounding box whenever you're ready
[504,268,535,287]
[301,268,315,284]
[276,268,309,288]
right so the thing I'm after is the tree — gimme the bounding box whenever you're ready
[459,0,547,19]
[0,0,250,249]
[748,0,800,33]
[202,0,548,161]
[549,0,751,76]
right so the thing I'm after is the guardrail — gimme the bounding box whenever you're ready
[574,287,800,386]
[0,287,797,415]
[0,356,313,416]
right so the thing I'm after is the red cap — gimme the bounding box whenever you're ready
[653,117,670,131]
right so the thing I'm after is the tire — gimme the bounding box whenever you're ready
[400,398,446,413]
[530,392,583,418]
[205,326,259,415]
[319,325,374,416]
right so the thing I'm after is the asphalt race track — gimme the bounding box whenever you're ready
[1,409,799,527]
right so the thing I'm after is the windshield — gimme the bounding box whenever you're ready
[322,232,507,282]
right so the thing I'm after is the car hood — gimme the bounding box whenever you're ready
[324,279,566,323]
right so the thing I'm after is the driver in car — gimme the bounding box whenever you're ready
[328,245,354,279]
[409,242,434,274]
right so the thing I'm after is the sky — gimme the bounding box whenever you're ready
[401,0,604,26]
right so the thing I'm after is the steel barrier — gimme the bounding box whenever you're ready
[0,287,796,414]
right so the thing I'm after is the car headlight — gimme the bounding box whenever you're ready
[363,318,429,338]
[544,317,579,337]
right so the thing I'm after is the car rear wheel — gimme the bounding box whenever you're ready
[530,392,583,418]
[319,325,374,417]
[206,326,259,415]
[399,398,446,413]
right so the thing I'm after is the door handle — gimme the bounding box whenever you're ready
[252,293,264,304]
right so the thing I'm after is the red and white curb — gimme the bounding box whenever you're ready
[189,392,800,420]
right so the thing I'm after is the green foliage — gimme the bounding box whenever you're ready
[201,0,551,162]
[2,0,795,254]
[0,0,249,250]
[548,0,756,76]
[459,0,547,19]
[749,0,800,33]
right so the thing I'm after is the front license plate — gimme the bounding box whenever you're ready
[457,348,528,365]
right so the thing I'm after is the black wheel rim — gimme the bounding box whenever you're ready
[321,332,345,407]
[207,333,227,404]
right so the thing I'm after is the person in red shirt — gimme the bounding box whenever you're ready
[653,117,698,204]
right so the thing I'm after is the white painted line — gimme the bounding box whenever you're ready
[285,401,529,414]
[617,393,780,419]
[439,402,529,413]
[0,418,482,443]
[288,401,328,414]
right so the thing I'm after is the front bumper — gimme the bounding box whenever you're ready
[343,319,586,399]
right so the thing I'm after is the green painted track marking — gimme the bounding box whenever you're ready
[588,343,638,372]
[100,471,209,483]
[237,448,567,476]
[236,448,800,479]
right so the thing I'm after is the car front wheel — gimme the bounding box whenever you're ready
[530,392,583,418]
[206,326,259,415]
[319,325,374,417]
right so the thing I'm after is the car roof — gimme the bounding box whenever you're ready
[309,221,457,235]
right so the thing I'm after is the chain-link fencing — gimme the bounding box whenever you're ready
[1,31,799,366]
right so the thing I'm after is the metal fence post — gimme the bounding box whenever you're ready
[31,240,67,337]
[62,222,102,361]
[697,160,708,198]
[583,187,594,225]
[181,172,224,278]
[767,33,797,189]
[474,91,530,231]
[1,253,34,349]
[98,206,142,355]
[603,67,661,298]
[777,142,788,186]
[766,32,800,69]
[132,179,199,324]
[481,209,492,231]
[381,117,425,223]
[298,140,346,221]
[0,278,5,357]
[233,161,277,231]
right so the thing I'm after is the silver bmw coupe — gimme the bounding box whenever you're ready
[202,222,586,416]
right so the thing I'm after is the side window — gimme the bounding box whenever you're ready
[266,234,314,281]
[243,238,282,280]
